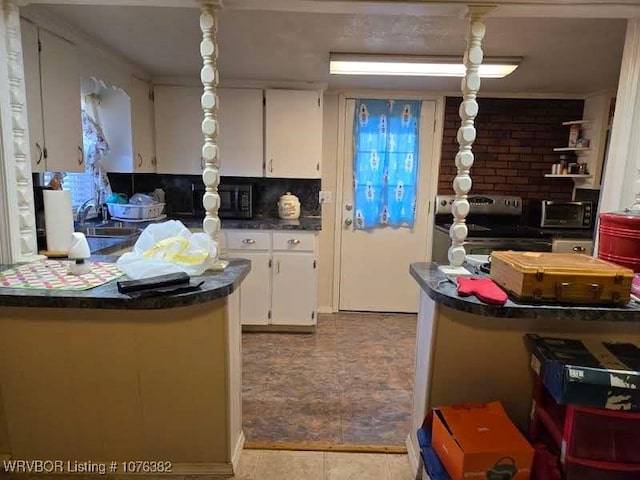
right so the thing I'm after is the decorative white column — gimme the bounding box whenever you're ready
[439,6,492,277]
[0,0,42,264]
[199,0,227,270]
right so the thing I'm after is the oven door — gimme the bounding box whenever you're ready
[465,237,553,256]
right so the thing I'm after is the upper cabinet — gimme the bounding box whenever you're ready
[218,88,263,177]
[22,20,83,173]
[265,89,322,179]
[131,76,156,173]
[154,85,203,175]
[153,87,323,178]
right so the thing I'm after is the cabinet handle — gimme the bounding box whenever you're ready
[288,239,301,245]
[316,162,320,171]
[242,238,256,244]
[35,142,43,165]
[152,156,157,166]
[572,246,586,252]
[277,260,280,274]
[137,153,143,168]
[269,158,273,173]
[77,146,84,166]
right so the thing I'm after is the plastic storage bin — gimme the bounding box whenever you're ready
[529,373,640,479]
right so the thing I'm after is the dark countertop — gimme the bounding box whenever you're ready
[86,215,321,255]
[221,215,322,231]
[0,257,250,310]
[410,262,640,321]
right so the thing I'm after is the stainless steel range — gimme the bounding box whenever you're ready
[432,194,553,264]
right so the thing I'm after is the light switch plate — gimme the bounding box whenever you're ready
[319,191,333,204]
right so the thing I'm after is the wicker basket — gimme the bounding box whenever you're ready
[107,203,165,220]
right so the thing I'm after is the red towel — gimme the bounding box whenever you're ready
[457,277,508,305]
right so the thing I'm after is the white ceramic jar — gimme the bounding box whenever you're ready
[278,192,301,220]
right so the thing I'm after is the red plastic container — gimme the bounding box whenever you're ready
[529,373,640,476]
[598,212,640,272]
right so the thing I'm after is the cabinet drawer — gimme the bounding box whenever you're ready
[227,230,271,250]
[272,232,315,252]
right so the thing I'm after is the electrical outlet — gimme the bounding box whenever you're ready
[319,191,333,204]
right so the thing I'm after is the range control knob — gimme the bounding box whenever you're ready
[441,200,447,206]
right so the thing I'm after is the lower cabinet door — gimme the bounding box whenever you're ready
[236,251,271,326]
[271,253,317,326]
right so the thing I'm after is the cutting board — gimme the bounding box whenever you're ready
[490,251,634,304]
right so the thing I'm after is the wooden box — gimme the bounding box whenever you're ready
[490,251,634,304]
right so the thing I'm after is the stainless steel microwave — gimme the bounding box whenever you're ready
[192,184,253,219]
[540,201,593,228]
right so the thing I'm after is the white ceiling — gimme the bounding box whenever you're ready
[25,4,627,94]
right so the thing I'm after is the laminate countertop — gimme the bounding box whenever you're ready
[0,257,250,310]
[410,262,640,321]
[86,215,322,255]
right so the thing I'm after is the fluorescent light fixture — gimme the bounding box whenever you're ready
[329,54,521,79]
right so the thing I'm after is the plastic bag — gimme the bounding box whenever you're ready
[116,220,217,279]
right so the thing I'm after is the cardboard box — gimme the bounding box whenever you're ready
[525,334,640,410]
[431,402,534,480]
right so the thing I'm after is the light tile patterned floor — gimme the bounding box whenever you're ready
[242,312,416,446]
[235,449,415,480]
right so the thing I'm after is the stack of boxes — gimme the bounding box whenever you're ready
[526,334,640,480]
[417,335,640,480]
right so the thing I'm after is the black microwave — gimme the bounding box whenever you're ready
[540,201,593,228]
[192,184,253,219]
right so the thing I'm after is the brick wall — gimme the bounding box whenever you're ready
[438,97,584,208]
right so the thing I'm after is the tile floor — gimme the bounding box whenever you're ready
[242,312,417,447]
[234,449,415,480]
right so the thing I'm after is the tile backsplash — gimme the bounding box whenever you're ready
[107,173,321,217]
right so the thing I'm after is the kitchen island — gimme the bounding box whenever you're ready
[407,262,640,474]
[0,257,250,477]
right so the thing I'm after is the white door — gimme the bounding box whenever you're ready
[154,86,202,175]
[265,89,322,179]
[39,28,83,172]
[236,251,271,326]
[338,100,437,313]
[271,253,317,325]
[131,76,155,173]
[21,20,45,172]
[218,88,263,177]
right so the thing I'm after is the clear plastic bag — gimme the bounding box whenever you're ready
[116,220,217,279]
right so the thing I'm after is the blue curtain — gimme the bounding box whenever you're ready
[353,99,421,230]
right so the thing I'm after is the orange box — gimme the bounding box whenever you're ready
[431,402,534,480]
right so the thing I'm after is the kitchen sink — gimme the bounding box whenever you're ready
[76,225,140,238]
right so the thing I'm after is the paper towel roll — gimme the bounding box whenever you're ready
[43,190,74,254]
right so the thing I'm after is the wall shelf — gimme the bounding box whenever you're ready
[544,174,592,178]
[552,147,591,152]
[562,120,590,126]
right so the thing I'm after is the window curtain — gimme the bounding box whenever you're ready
[82,94,112,206]
[353,99,421,230]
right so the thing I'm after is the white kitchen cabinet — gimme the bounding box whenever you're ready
[237,251,272,326]
[218,88,263,177]
[271,253,317,326]
[154,85,203,175]
[39,28,84,173]
[21,20,45,172]
[131,76,156,173]
[265,89,322,179]
[226,230,272,326]
[226,229,318,328]
[21,21,83,173]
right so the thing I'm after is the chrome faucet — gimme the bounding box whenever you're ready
[76,198,95,225]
